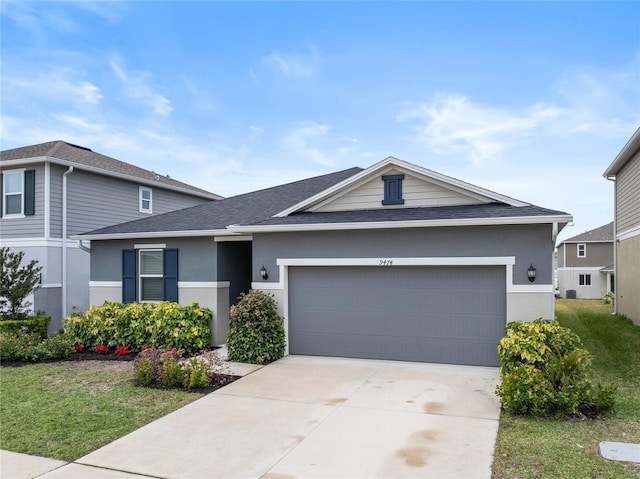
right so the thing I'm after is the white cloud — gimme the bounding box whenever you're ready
[109,57,174,117]
[283,122,334,166]
[398,94,562,164]
[2,67,103,106]
[262,48,319,79]
[0,1,126,37]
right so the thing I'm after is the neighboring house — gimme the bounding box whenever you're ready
[0,141,221,331]
[556,222,614,299]
[77,156,572,367]
[604,127,640,325]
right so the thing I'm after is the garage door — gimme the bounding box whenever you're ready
[288,265,505,366]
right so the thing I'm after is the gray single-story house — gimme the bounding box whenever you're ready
[75,157,572,366]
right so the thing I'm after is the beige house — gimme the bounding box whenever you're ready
[604,127,640,325]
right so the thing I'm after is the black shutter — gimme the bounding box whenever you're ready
[163,248,178,302]
[24,170,35,215]
[122,249,137,303]
[0,173,3,217]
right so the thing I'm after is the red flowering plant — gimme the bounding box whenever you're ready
[94,344,109,353]
[114,346,130,356]
[73,344,84,352]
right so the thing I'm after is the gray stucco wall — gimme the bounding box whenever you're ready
[91,237,218,282]
[252,224,554,285]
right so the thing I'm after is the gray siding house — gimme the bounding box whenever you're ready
[556,223,614,299]
[0,141,220,331]
[604,127,640,325]
[78,157,572,367]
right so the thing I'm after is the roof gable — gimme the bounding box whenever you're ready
[276,156,528,217]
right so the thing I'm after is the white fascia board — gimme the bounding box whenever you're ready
[603,127,640,177]
[1,156,221,200]
[274,156,529,217]
[229,214,574,234]
[277,257,516,267]
[617,224,640,241]
[561,240,613,244]
[71,229,232,241]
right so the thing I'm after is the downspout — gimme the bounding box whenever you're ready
[62,166,74,319]
[606,175,617,315]
[78,240,91,253]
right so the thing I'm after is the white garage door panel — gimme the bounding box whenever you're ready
[288,266,506,366]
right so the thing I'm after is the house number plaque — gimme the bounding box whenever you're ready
[379,259,394,266]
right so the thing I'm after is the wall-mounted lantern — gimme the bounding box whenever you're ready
[527,264,536,283]
[260,265,268,281]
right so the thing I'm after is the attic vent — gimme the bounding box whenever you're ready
[382,174,404,205]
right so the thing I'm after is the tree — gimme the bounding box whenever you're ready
[0,247,43,320]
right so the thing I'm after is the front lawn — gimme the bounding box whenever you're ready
[0,361,204,461]
[492,299,640,479]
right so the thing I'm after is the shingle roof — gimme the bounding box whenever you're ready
[80,167,364,236]
[0,141,219,199]
[562,222,614,243]
[252,203,569,226]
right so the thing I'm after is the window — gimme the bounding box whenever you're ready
[122,248,178,303]
[579,274,591,286]
[139,250,164,301]
[1,169,35,217]
[139,187,152,213]
[382,174,405,205]
[577,243,586,258]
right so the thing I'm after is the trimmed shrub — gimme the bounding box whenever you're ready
[496,319,615,417]
[0,315,50,340]
[182,357,211,389]
[63,302,212,354]
[160,350,183,387]
[133,347,212,390]
[226,290,285,364]
[0,332,74,362]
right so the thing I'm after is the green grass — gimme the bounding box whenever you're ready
[492,299,640,479]
[0,361,203,461]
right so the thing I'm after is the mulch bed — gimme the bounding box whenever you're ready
[1,349,241,395]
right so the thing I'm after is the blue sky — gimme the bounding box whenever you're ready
[1,1,639,242]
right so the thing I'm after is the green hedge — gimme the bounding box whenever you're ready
[63,302,212,354]
[0,314,50,340]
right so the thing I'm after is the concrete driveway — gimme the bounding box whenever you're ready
[23,356,501,479]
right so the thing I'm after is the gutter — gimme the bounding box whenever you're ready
[62,166,74,319]
[605,175,617,315]
[228,214,574,234]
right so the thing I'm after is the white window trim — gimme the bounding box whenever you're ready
[579,274,592,286]
[577,243,586,258]
[139,186,153,214]
[138,248,163,303]
[2,168,26,218]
